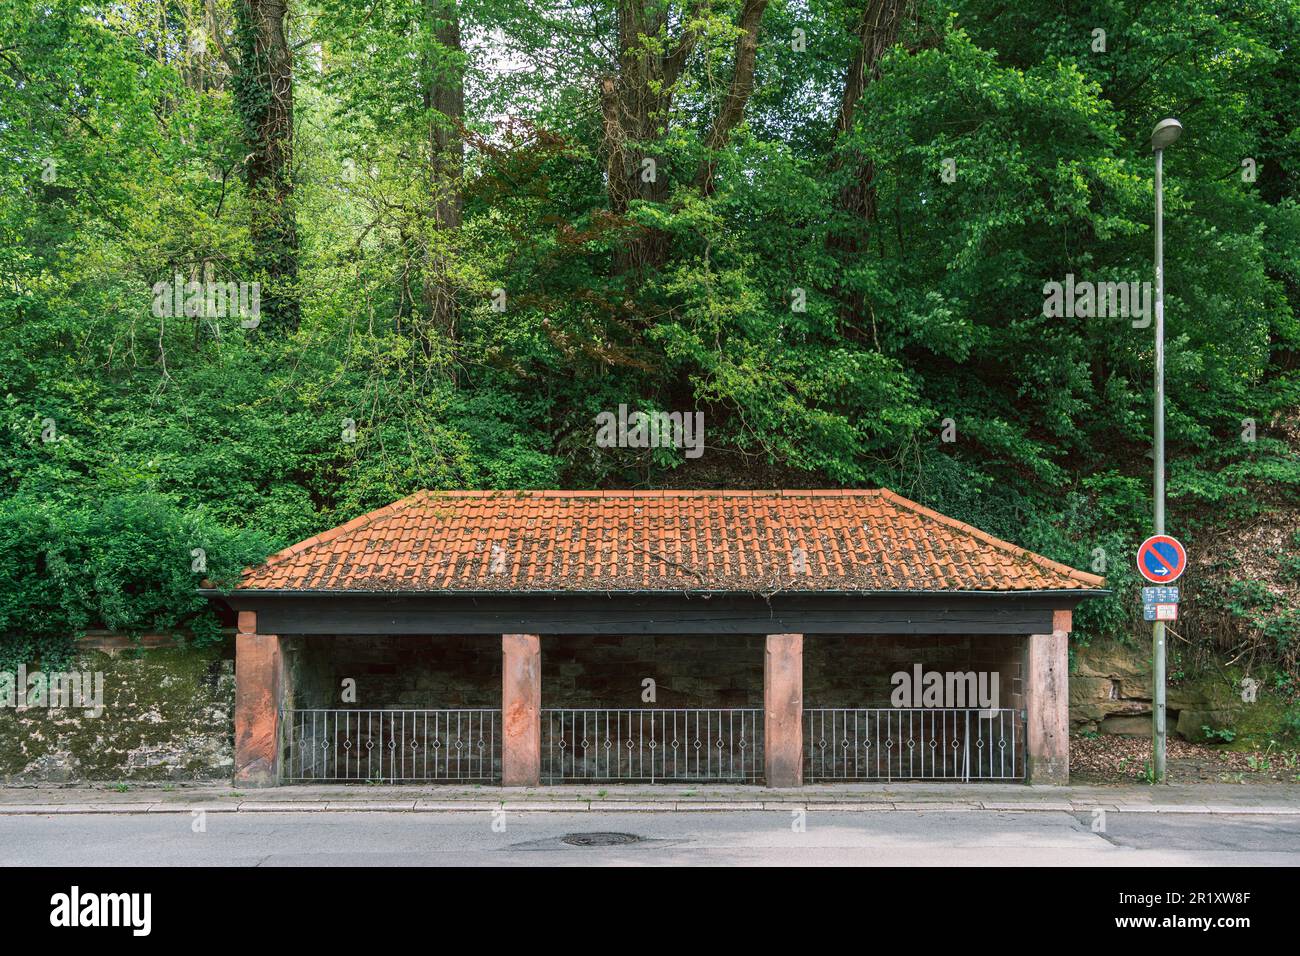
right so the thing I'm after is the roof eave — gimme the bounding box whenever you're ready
[201,586,1111,599]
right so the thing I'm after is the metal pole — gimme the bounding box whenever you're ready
[1152,147,1167,783]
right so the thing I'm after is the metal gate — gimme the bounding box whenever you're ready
[543,708,762,783]
[804,708,1025,782]
[282,708,500,782]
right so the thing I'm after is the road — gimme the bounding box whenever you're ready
[1,810,1298,865]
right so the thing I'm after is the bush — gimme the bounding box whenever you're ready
[0,493,272,669]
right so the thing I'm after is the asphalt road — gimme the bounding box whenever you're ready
[1,810,1298,866]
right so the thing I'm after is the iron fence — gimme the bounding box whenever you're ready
[543,708,762,783]
[281,705,1023,784]
[804,708,1024,782]
[283,708,500,782]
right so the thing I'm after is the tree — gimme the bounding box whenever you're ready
[234,0,299,332]
[420,0,465,346]
[599,0,771,275]
[827,0,914,329]
[313,0,467,361]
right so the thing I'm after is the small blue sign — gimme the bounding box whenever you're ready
[1142,587,1179,603]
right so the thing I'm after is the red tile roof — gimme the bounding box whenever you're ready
[235,490,1105,594]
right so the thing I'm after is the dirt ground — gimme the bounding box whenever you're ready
[1071,734,1300,784]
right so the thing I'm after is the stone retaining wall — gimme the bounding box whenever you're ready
[4,634,1268,784]
[1071,640,1279,740]
[0,644,234,783]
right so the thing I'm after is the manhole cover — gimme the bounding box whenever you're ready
[561,832,642,847]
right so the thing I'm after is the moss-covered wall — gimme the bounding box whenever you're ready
[0,645,234,782]
[1071,639,1293,742]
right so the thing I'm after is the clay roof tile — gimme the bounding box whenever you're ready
[235,489,1106,594]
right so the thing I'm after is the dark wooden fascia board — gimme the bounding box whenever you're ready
[205,589,1102,636]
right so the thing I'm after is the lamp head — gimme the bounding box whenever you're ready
[1150,118,1183,152]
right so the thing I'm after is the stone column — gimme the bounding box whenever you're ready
[764,633,804,788]
[234,610,283,787]
[502,633,541,787]
[1026,610,1071,785]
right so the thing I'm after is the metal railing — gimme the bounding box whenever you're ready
[543,709,762,783]
[280,706,1023,784]
[283,709,500,783]
[804,708,1024,782]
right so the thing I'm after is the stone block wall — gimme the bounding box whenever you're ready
[281,633,1024,712]
[1070,639,1280,740]
[806,635,1024,710]
[281,635,501,710]
[541,634,765,708]
[0,645,234,782]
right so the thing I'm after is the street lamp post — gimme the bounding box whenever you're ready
[1150,117,1182,783]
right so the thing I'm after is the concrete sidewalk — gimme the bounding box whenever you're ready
[1,781,1298,815]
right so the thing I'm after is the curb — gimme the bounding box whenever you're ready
[1,801,1298,816]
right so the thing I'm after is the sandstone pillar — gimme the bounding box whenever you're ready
[764,633,804,787]
[1026,610,1071,784]
[234,610,283,787]
[502,633,541,786]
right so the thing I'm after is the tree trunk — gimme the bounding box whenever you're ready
[236,0,299,333]
[694,0,769,194]
[420,0,463,352]
[602,1,679,276]
[829,0,910,329]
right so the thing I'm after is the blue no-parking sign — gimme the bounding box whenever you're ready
[1136,534,1187,584]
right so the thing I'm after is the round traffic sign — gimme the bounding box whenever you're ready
[1137,534,1187,584]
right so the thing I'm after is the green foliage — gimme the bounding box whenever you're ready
[0,493,272,669]
[1281,704,1300,741]
[231,0,271,147]
[1202,725,1238,745]
[0,0,1296,687]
